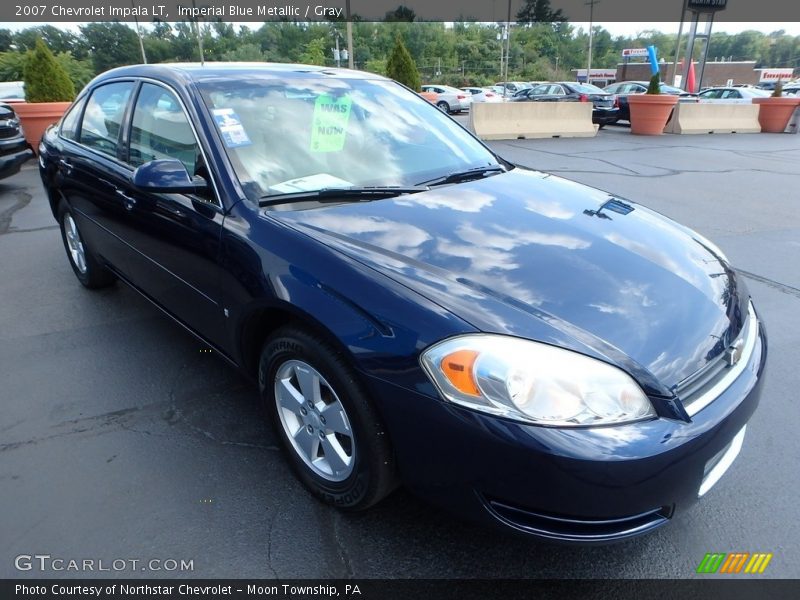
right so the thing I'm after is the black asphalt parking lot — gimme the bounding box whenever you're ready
[2,128,799,579]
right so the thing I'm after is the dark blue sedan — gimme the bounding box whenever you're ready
[38,63,766,543]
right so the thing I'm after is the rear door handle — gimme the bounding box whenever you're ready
[115,188,137,210]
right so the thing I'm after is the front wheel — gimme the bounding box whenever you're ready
[258,326,397,511]
[58,202,115,289]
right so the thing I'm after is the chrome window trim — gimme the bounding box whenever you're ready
[684,302,759,417]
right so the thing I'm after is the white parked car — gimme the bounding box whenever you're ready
[494,81,531,97]
[0,81,25,102]
[697,87,771,103]
[461,87,503,103]
[420,85,470,113]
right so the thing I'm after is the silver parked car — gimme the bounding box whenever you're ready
[697,87,771,103]
[420,85,470,113]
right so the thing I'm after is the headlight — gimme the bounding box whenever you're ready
[420,335,655,427]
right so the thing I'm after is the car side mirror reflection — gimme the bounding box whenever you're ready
[131,159,208,195]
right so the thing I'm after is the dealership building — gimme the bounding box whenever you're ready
[574,62,797,88]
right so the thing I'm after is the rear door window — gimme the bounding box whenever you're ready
[79,82,135,159]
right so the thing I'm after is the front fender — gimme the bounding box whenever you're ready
[220,203,477,397]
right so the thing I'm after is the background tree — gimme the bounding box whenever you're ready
[299,38,328,65]
[24,38,75,102]
[386,35,421,91]
[385,6,416,22]
[80,22,141,72]
[0,29,12,53]
[517,0,566,24]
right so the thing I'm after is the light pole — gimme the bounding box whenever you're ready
[131,0,147,64]
[585,0,600,84]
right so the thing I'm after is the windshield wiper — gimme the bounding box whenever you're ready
[259,185,429,207]
[417,166,507,187]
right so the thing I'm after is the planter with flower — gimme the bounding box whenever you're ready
[13,38,75,153]
[628,72,679,135]
[752,81,800,133]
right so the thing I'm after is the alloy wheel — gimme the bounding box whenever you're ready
[274,359,355,482]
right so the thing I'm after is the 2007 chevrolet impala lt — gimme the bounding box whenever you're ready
[38,63,766,543]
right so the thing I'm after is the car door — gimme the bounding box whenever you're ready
[118,81,228,348]
[57,80,137,278]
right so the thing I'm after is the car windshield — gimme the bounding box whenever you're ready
[198,77,500,202]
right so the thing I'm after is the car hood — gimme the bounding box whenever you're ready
[271,169,748,395]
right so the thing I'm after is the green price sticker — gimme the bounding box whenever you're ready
[310,94,352,153]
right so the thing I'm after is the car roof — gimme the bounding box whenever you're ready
[90,62,387,89]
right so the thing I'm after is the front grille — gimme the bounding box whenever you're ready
[0,126,20,139]
[483,496,670,542]
[676,301,758,417]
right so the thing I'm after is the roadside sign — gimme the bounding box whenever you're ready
[622,48,649,58]
[759,69,794,82]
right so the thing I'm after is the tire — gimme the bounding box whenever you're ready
[57,201,116,289]
[258,326,397,511]
[436,101,450,113]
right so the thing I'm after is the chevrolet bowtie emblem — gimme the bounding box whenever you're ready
[724,339,745,367]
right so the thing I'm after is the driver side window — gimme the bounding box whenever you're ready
[129,83,199,176]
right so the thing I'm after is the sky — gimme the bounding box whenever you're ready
[579,22,800,37]
[4,21,800,37]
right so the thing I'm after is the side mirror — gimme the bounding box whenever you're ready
[131,159,208,194]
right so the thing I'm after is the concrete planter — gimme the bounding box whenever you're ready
[13,101,71,153]
[628,94,679,135]
[752,97,800,133]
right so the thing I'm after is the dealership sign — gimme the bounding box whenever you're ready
[759,69,795,82]
[687,0,729,12]
[575,69,618,80]
[622,48,649,58]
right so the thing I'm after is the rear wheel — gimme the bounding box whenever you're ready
[258,326,397,510]
[57,202,115,289]
[436,100,451,113]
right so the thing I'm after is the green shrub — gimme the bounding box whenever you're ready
[646,72,661,95]
[386,35,420,92]
[771,80,783,98]
[23,38,75,102]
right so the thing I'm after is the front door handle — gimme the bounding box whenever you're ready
[116,188,137,210]
[58,158,73,175]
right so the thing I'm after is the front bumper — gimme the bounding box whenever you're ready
[368,321,766,544]
[0,136,34,180]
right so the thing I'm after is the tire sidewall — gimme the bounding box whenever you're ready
[259,332,377,509]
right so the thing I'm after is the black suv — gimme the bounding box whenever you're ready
[0,103,34,180]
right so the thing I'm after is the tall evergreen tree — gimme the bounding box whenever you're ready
[386,35,421,91]
[24,38,75,102]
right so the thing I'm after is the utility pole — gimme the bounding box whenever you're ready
[504,0,511,91]
[672,0,689,86]
[345,0,354,69]
[585,0,600,84]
